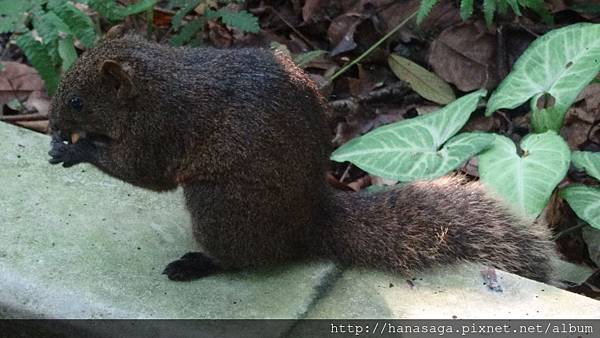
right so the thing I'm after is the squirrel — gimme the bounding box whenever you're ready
[48,27,557,283]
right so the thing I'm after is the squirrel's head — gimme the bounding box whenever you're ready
[49,28,139,147]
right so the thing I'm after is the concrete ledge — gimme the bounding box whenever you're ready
[1,121,599,323]
[0,122,335,319]
[304,265,600,319]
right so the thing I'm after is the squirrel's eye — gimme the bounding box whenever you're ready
[68,97,83,112]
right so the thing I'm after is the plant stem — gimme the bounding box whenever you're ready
[327,10,418,83]
[552,221,589,241]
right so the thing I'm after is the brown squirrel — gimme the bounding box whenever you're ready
[48,28,557,283]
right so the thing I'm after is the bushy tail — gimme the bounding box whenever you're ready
[311,176,556,282]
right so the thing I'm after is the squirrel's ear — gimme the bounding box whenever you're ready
[99,60,137,99]
[104,25,128,40]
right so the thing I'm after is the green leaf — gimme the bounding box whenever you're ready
[507,0,521,15]
[459,0,474,21]
[497,0,508,14]
[331,90,489,181]
[16,32,60,94]
[121,0,158,16]
[522,0,553,25]
[171,0,201,28]
[388,53,455,105]
[530,106,563,133]
[0,0,34,33]
[166,0,190,8]
[58,34,77,72]
[479,131,570,218]
[486,23,600,132]
[293,50,327,68]
[88,0,120,20]
[34,11,71,44]
[218,9,260,33]
[417,0,438,24]
[49,2,97,48]
[89,0,158,21]
[572,151,600,182]
[560,185,600,229]
[32,11,74,72]
[483,0,496,26]
[170,16,204,46]
[270,42,291,56]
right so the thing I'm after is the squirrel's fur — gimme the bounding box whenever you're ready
[48,30,556,282]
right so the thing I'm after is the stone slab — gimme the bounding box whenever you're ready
[303,264,600,319]
[0,122,336,321]
[2,120,600,329]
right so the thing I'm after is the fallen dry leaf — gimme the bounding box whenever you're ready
[374,0,421,32]
[328,13,366,56]
[561,84,600,149]
[0,62,44,93]
[24,91,50,116]
[428,21,498,91]
[302,0,330,23]
[0,61,48,116]
[207,21,233,48]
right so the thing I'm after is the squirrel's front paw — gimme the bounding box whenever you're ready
[48,138,71,166]
[162,252,219,281]
[48,133,94,167]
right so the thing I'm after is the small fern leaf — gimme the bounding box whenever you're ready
[170,17,204,46]
[218,9,260,33]
[16,32,60,94]
[417,0,439,24]
[171,0,202,29]
[88,0,157,21]
[0,0,33,33]
[506,0,521,15]
[33,11,73,73]
[121,0,158,16]
[58,34,77,72]
[33,12,65,45]
[50,2,97,48]
[522,0,553,24]
[88,0,122,21]
[483,0,497,26]
[459,0,474,21]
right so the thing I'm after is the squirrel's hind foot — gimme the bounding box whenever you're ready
[162,252,219,281]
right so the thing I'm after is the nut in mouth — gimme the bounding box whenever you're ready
[54,129,111,147]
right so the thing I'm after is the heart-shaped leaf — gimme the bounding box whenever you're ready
[388,53,456,105]
[572,151,600,182]
[331,90,490,181]
[479,131,570,218]
[560,184,600,229]
[530,106,564,134]
[486,23,600,132]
